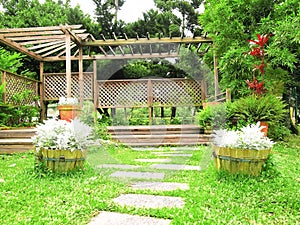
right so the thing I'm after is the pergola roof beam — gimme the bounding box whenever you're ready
[82,36,213,47]
[0,34,43,61]
[9,35,65,41]
[27,40,65,50]
[0,25,82,33]
[35,42,65,54]
[19,39,61,46]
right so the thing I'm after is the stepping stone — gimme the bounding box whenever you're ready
[110,171,164,180]
[131,181,189,191]
[150,164,201,171]
[131,147,161,151]
[97,164,141,169]
[170,146,199,151]
[88,211,171,225]
[135,158,172,163]
[153,153,193,157]
[114,194,185,209]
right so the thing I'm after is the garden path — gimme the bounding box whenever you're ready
[88,146,201,225]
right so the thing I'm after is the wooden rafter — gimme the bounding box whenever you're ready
[0,24,213,62]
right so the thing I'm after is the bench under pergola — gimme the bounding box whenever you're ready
[0,24,219,122]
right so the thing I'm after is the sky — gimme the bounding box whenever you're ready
[51,0,156,23]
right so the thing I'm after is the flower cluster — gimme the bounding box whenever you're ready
[58,97,79,105]
[246,34,271,95]
[32,119,93,152]
[212,122,274,150]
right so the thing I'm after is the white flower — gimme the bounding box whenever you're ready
[58,97,79,105]
[32,118,93,152]
[212,122,274,150]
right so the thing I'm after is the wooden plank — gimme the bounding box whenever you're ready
[27,40,65,50]
[2,30,64,37]
[82,36,213,46]
[9,35,65,41]
[0,35,43,61]
[0,25,82,33]
[19,39,62,46]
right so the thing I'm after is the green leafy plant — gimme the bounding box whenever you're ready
[227,94,287,124]
[197,103,228,130]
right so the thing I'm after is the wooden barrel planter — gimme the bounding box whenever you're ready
[57,105,81,122]
[212,145,271,176]
[34,148,86,172]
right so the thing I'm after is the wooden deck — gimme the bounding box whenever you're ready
[107,124,212,147]
[0,128,36,154]
[0,125,212,154]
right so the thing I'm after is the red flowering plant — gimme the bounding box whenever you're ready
[246,34,271,96]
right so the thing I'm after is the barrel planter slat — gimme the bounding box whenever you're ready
[212,145,271,176]
[34,148,86,172]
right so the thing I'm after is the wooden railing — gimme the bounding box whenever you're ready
[96,78,206,108]
[0,69,39,106]
[43,72,93,101]
[207,89,231,103]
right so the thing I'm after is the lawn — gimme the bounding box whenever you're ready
[0,137,299,225]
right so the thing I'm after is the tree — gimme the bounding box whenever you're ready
[199,0,296,99]
[93,0,125,37]
[154,0,204,36]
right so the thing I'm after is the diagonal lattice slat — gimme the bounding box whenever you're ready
[97,78,203,108]
[44,72,93,100]
[1,71,38,106]
[98,80,148,108]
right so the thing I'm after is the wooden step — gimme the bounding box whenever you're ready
[0,139,34,154]
[107,125,203,135]
[107,125,212,147]
[0,128,36,139]
[0,128,36,154]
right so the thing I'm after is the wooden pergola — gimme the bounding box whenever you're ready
[0,24,217,120]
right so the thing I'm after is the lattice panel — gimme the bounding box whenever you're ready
[44,73,93,100]
[98,80,148,108]
[152,79,203,106]
[97,79,203,108]
[2,72,38,106]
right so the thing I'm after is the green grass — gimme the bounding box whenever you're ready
[0,138,299,225]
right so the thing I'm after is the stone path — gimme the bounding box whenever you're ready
[89,146,200,224]
[114,194,185,208]
[110,171,165,180]
[131,181,189,191]
[134,158,172,163]
[150,163,201,171]
[88,212,171,225]
[97,164,141,169]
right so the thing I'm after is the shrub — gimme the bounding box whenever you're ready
[227,94,287,125]
[197,103,228,130]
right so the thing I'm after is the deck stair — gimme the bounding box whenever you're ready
[107,124,211,147]
[0,128,36,154]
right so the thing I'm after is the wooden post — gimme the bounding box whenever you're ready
[93,59,98,124]
[78,45,84,107]
[201,79,207,101]
[1,70,6,103]
[226,88,231,102]
[213,44,219,100]
[147,79,153,124]
[39,62,46,121]
[66,32,71,98]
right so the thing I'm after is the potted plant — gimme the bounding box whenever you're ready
[227,94,287,136]
[57,97,81,122]
[32,118,93,172]
[211,122,274,176]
